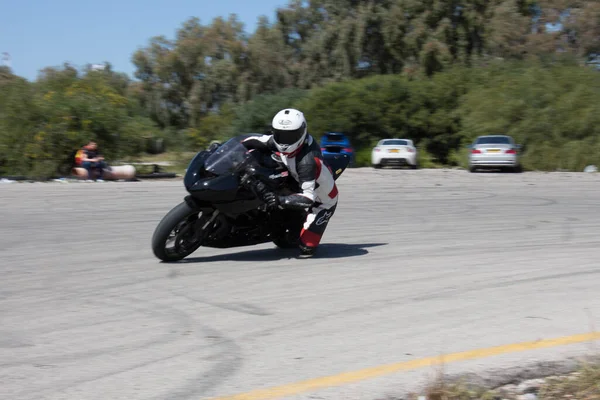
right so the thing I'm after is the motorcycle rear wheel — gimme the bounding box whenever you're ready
[273,236,300,249]
[272,226,302,249]
[272,210,304,249]
[152,201,207,262]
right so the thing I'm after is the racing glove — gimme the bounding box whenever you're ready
[254,180,279,210]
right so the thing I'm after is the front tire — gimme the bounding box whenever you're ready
[152,201,206,262]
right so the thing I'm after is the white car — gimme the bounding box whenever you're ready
[371,139,418,169]
[468,135,522,173]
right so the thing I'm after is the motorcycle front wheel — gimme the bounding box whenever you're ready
[151,201,208,262]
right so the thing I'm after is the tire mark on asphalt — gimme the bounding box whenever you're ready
[2,293,194,368]
[148,318,242,400]
[488,196,559,208]
[6,295,199,400]
[412,268,600,301]
[163,267,467,334]
[0,274,167,306]
[5,284,242,400]
[200,269,462,308]
[170,290,272,316]
[562,216,579,243]
[163,269,487,347]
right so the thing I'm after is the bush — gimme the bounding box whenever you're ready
[295,70,471,164]
[417,147,443,169]
[0,67,161,178]
[458,62,600,171]
[521,139,600,172]
[354,146,374,167]
[447,147,470,169]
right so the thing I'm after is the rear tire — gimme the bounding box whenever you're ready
[272,211,303,249]
[273,236,300,249]
[152,201,206,262]
[469,166,477,173]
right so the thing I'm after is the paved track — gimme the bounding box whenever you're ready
[2,169,600,400]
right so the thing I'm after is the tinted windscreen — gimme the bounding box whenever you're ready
[382,140,408,146]
[204,138,252,175]
[476,137,511,144]
[325,134,345,142]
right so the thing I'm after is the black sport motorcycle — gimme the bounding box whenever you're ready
[151,135,351,262]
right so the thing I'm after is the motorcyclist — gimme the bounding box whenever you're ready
[241,108,339,258]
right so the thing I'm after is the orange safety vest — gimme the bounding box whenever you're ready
[74,149,85,165]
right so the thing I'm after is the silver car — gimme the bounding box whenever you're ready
[468,135,522,173]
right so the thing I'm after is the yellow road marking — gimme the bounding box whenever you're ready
[210,332,600,400]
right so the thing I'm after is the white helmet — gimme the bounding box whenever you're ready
[271,108,307,156]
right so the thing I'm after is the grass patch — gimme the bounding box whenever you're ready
[539,363,600,399]
[354,146,374,167]
[403,366,497,400]
[399,361,600,400]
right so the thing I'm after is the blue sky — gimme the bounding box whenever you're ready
[0,0,287,81]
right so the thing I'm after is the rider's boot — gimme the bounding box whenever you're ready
[298,243,317,259]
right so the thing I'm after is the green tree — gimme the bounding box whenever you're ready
[231,88,309,134]
[0,65,160,178]
[458,60,600,170]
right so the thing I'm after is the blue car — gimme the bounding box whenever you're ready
[319,132,355,167]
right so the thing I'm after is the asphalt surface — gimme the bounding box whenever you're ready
[2,168,600,400]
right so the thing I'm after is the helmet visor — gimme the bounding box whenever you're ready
[272,124,305,146]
